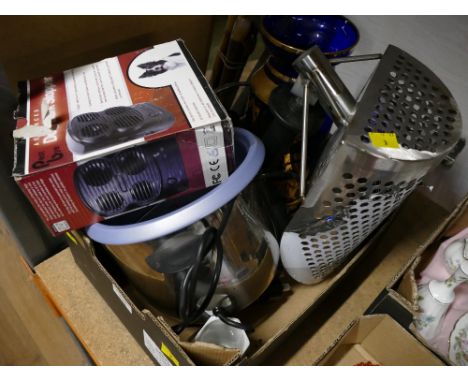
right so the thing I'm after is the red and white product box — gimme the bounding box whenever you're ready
[12,39,234,235]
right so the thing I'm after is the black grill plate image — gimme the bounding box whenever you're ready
[74,136,188,217]
[66,103,175,153]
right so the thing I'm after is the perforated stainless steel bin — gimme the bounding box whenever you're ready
[281,45,462,284]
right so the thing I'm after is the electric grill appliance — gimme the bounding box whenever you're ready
[280,45,462,285]
[66,102,174,154]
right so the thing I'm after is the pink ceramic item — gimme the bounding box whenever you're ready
[417,227,468,358]
[448,312,468,365]
[415,261,468,342]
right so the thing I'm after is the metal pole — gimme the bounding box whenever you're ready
[300,78,310,199]
[329,53,382,65]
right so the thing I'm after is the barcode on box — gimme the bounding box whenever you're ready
[195,124,229,187]
[143,330,173,366]
[53,220,70,233]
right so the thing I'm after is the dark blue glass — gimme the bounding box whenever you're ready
[262,16,359,78]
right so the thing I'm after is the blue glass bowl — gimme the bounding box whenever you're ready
[261,16,359,78]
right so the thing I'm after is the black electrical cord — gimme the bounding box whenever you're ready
[212,301,253,333]
[214,81,250,95]
[177,227,216,322]
[173,200,254,335]
[259,170,299,180]
[179,228,223,327]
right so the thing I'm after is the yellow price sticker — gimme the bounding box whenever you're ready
[65,232,78,245]
[161,342,180,366]
[368,132,400,149]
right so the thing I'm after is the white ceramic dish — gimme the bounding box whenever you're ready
[449,312,468,366]
[444,238,468,273]
[194,316,250,356]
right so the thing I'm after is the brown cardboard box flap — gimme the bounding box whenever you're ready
[444,198,468,237]
[318,314,444,366]
[0,16,214,88]
[393,255,421,313]
[56,231,242,366]
[35,249,154,365]
[179,341,240,366]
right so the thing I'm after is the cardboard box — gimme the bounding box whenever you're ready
[12,39,234,235]
[368,194,468,364]
[385,195,468,315]
[25,191,450,365]
[0,16,214,88]
[64,212,392,365]
[317,314,445,366]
